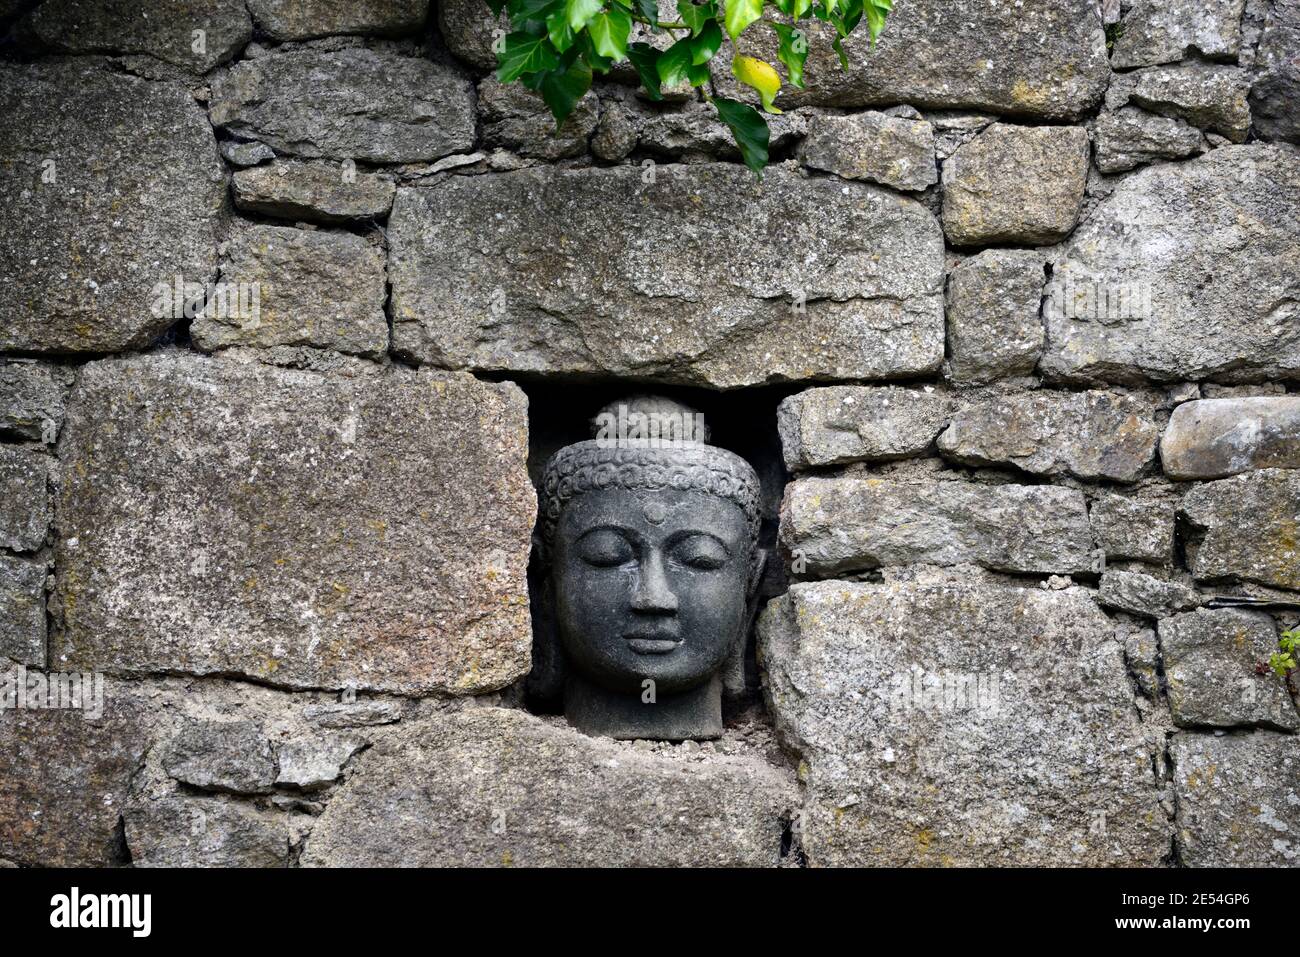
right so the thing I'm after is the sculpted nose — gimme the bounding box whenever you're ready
[630,553,679,614]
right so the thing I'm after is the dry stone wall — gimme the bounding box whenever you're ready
[0,0,1297,868]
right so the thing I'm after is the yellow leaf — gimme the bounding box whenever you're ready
[731,55,783,114]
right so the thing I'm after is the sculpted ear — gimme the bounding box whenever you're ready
[748,546,768,598]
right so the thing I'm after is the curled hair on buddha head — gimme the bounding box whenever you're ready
[538,396,762,554]
[527,396,767,706]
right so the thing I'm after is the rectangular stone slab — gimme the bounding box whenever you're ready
[780,476,1095,577]
[52,352,535,695]
[389,164,945,388]
[758,580,1170,866]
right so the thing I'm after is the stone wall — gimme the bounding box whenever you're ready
[1,0,1297,867]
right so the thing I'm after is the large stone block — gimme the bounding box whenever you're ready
[1161,397,1300,480]
[27,0,252,72]
[301,707,797,866]
[125,791,293,867]
[478,76,599,160]
[712,0,1108,118]
[1181,470,1300,590]
[1250,0,1300,143]
[1124,63,1252,142]
[941,124,1090,247]
[231,161,397,223]
[1171,731,1300,866]
[780,476,1095,577]
[0,61,224,354]
[1111,0,1247,68]
[0,447,48,552]
[944,249,1046,386]
[797,112,937,192]
[777,386,950,471]
[0,362,72,444]
[0,677,149,866]
[1159,609,1299,731]
[52,352,535,695]
[247,0,428,40]
[1097,569,1200,620]
[937,390,1159,483]
[158,718,278,795]
[389,164,945,388]
[1092,106,1204,174]
[1090,494,1175,564]
[190,224,388,357]
[0,556,45,666]
[758,581,1170,865]
[1041,146,1300,384]
[209,47,475,163]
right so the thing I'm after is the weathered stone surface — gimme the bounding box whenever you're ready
[478,76,598,160]
[0,684,148,865]
[780,476,1095,578]
[1097,569,1201,619]
[1123,63,1252,141]
[1090,494,1175,563]
[0,447,48,552]
[0,362,71,444]
[798,112,937,191]
[1041,146,1300,384]
[0,61,224,354]
[941,124,1090,247]
[1162,397,1300,480]
[1160,609,1299,730]
[937,391,1159,483]
[437,0,513,68]
[275,732,365,790]
[232,161,396,222]
[302,707,795,866]
[248,0,428,40]
[1111,0,1247,68]
[1092,106,1204,173]
[1182,470,1300,590]
[191,224,388,357]
[125,791,292,867]
[619,97,807,160]
[390,164,945,388]
[159,719,277,794]
[302,700,402,728]
[0,556,45,666]
[1171,731,1300,865]
[53,352,535,695]
[1124,626,1161,696]
[777,386,950,471]
[758,581,1169,865]
[209,47,475,163]
[28,0,252,72]
[221,139,276,166]
[944,250,1046,385]
[1250,0,1300,142]
[714,1,1108,119]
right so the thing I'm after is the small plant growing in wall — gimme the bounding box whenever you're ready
[487,0,893,174]
[1265,627,1299,695]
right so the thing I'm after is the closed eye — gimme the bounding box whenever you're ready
[671,533,729,570]
[576,528,635,567]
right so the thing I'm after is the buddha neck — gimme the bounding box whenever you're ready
[563,671,723,741]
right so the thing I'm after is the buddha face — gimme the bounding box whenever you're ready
[551,487,754,696]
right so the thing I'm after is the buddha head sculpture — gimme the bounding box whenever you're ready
[533,396,765,740]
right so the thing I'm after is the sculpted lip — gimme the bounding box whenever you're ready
[623,635,682,655]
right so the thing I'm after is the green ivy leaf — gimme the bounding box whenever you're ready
[677,0,716,35]
[497,32,561,83]
[509,0,563,20]
[712,95,769,175]
[565,0,603,30]
[627,42,664,99]
[771,22,807,88]
[589,6,633,61]
[634,0,659,23]
[537,58,594,127]
[724,0,763,40]
[830,34,848,68]
[687,60,711,85]
[547,9,577,51]
[690,19,723,64]
[657,36,694,86]
[774,0,811,16]
[732,54,783,112]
